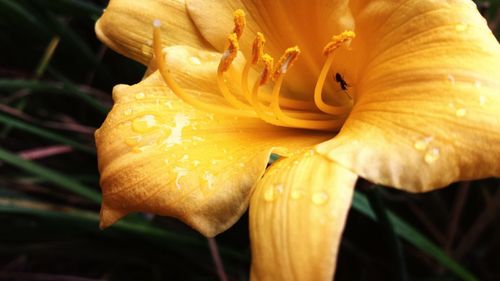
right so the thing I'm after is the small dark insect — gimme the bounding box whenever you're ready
[335,73,349,91]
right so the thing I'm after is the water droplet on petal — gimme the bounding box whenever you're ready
[174,167,188,189]
[447,74,456,85]
[135,92,146,100]
[132,115,157,133]
[290,190,304,200]
[123,108,133,116]
[125,135,142,147]
[204,171,215,189]
[455,23,468,32]
[424,148,440,164]
[274,184,284,194]
[455,108,467,117]
[163,114,190,147]
[479,95,487,106]
[414,137,433,151]
[263,186,276,202]
[475,80,482,89]
[312,191,329,205]
[189,56,202,65]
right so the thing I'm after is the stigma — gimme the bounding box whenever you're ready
[152,10,355,131]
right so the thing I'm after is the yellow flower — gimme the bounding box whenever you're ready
[95,0,500,280]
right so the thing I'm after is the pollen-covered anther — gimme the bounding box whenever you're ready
[323,30,356,55]
[218,33,239,73]
[251,32,266,64]
[273,47,301,81]
[232,9,246,39]
[259,54,274,85]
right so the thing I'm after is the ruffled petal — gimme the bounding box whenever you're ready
[249,150,357,281]
[317,0,500,192]
[95,0,211,65]
[96,71,331,237]
[186,0,353,98]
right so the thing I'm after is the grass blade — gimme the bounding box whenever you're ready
[0,147,101,203]
[0,113,95,154]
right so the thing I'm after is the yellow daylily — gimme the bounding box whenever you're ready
[95,0,500,280]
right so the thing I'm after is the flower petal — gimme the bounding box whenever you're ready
[317,0,500,192]
[96,71,331,237]
[249,150,357,281]
[96,0,211,65]
[186,0,353,97]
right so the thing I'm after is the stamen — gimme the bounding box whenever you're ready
[218,33,239,73]
[273,47,301,81]
[270,47,344,131]
[272,74,344,131]
[152,20,252,117]
[233,9,246,40]
[250,54,274,111]
[217,33,256,112]
[314,31,355,115]
[251,32,265,64]
[241,33,266,102]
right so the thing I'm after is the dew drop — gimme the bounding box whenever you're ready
[424,148,440,164]
[414,137,433,151]
[164,101,173,109]
[455,108,467,117]
[163,114,190,147]
[312,191,329,205]
[263,186,276,202]
[192,136,205,143]
[123,108,133,116]
[204,171,215,189]
[290,190,304,200]
[135,92,146,100]
[275,184,284,194]
[447,74,456,85]
[132,115,157,133]
[141,44,151,56]
[125,135,142,147]
[189,56,202,65]
[174,167,188,189]
[475,80,482,89]
[455,23,468,32]
[132,145,150,153]
[479,95,487,106]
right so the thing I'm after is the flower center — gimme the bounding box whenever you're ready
[152,10,355,131]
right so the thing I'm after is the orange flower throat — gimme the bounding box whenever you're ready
[152,10,355,131]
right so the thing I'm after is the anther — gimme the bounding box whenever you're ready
[323,31,355,55]
[251,32,266,64]
[233,9,246,39]
[218,33,239,73]
[273,47,300,81]
[259,54,274,85]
